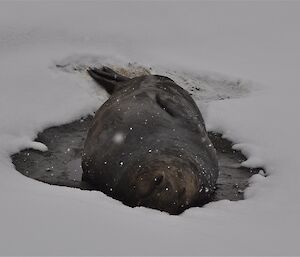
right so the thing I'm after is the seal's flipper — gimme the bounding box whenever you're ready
[156,94,206,129]
[156,94,178,118]
[156,94,190,119]
[88,68,117,94]
[101,66,130,82]
[87,67,130,95]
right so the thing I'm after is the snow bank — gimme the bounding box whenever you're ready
[0,1,300,255]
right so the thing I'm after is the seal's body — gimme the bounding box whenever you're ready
[82,67,219,214]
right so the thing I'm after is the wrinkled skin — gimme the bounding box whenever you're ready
[82,68,219,214]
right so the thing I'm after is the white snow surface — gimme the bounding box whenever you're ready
[1,2,300,255]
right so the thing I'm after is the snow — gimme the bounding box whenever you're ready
[1,1,300,255]
[27,141,48,152]
[112,132,125,144]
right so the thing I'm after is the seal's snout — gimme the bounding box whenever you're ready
[128,161,202,214]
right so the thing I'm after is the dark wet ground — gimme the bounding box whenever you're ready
[11,115,263,202]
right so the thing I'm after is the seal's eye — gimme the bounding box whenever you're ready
[154,175,163,186]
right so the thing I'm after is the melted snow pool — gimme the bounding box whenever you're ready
[11,113,263,202]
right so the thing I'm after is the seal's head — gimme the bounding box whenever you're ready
[118,157,208,215]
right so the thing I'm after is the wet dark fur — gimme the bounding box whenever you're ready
[82,67,219,214]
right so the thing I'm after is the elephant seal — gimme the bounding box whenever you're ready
[82,66,219,214]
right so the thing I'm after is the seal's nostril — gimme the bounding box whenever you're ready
[154,175,163,185]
